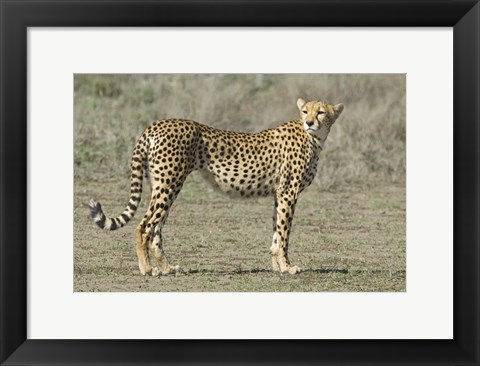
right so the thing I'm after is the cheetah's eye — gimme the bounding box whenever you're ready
[302,110,308,114]
[318,111,325,115]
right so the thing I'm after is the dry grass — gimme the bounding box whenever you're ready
[74,74,405,190]
[74,176,405,292]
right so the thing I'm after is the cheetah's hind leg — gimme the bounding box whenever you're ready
[135,222,154,276]
[149,224,180,275]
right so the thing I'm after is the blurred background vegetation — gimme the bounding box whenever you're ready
[74,74,405,190]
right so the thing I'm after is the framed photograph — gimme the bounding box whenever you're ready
[1,1,478,365]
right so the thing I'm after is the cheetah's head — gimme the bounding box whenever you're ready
[297,98,344,142]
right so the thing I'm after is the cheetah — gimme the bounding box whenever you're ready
[89,98,344,275]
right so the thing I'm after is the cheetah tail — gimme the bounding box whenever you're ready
[88,139,147,231]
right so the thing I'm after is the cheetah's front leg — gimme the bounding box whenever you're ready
[270,199,280,272]
[270,191,301,275]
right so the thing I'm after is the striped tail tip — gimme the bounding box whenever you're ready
[89,199,107,229]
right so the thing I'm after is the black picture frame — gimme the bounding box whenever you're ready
[1,1,479,365]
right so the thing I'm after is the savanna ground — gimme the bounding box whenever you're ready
[74,74,406,292]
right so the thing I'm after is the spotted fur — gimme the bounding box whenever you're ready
[89,99,344,275]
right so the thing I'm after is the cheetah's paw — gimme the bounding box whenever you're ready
[287,265,301,275]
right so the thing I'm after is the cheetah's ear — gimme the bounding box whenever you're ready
[297,98,306,111]
[334,103,344,116]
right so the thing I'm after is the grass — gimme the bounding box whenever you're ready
[74,74,405,190]
[74,174,405,292]
[74,74,405,292]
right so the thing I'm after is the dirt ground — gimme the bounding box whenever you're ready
[74,173,405,292]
